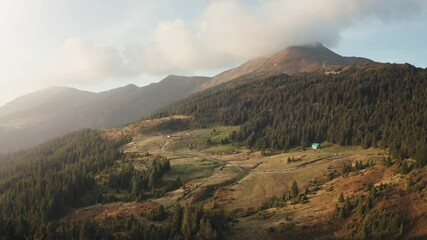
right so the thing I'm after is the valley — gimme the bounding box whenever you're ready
[58,116,426,239]
[1,2,426,239]
[0,47,425,240]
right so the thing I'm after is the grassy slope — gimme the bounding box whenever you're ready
[64,117,426,239]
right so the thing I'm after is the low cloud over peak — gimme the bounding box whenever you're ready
[54,0,425,80]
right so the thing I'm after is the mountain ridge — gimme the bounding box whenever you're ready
[0,44,373,153]
[0,75,209,153]
[200,43,372,89]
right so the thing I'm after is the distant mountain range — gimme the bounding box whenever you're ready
[0,43,374,153]
[0,75,209,153]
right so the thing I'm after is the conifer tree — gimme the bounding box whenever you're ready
[291,180,299,198]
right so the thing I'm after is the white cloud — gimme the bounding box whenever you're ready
[42,37,130,84]
[123,0,427,74]
[22,0,427,83]
[125,20,206,74]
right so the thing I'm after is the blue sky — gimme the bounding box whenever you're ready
[334,17,427,66]
[0,0,426,106]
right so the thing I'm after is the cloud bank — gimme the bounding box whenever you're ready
[49,0,427,82]
[47,37,130,83]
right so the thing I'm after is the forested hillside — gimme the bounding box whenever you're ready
[0,128,226,239]
[0,130,127,238]
[157,63,427,166]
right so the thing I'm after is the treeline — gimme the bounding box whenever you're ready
[140,203,227,240]
[107,156,172,199]
[11,203,227,240]
[154,118,193,132]
[0,129,127,238]
[156,63,427,166]
[335,186,404,240]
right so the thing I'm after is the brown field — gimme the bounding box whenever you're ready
[65,201,158,222]
[63,116,426,239]
[226,165,427,240]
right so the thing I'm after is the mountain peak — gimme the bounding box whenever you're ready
[288,42,326,50]
[124,83,138,88]
[162,75,184,82]
[271,43,344,65]
[2,86,91,107]
[162,74,203,80]
[160,75,211,84]
[200,43,372,89]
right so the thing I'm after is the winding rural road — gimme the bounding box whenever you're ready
[160,136,169,152]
